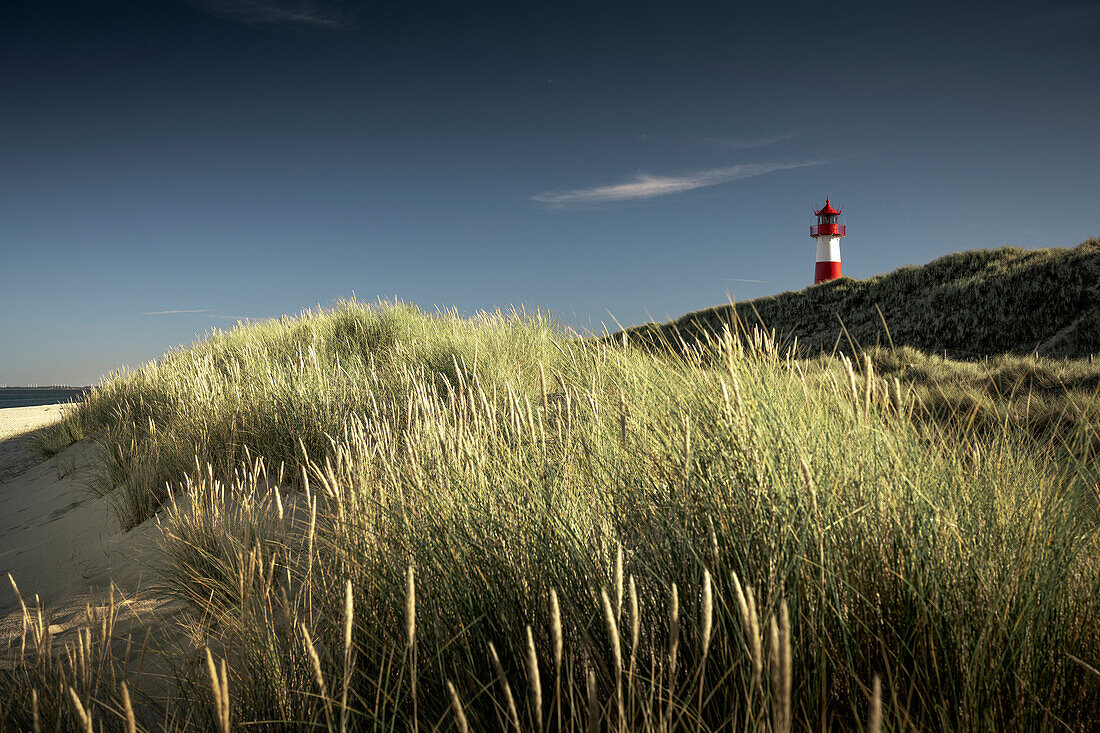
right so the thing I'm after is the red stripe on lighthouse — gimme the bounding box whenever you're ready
[814,261,841,284]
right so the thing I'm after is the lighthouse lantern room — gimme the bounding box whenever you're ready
[810,198,846,284]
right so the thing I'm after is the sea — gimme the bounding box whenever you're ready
[0,387,90,409]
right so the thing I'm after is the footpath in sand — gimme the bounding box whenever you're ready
[0,406,181,673]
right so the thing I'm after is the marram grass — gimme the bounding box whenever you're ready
[4,299,1100,731]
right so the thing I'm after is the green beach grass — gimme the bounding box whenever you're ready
[4,293,1099,731]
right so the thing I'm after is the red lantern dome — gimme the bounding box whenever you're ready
[814,198,841,217]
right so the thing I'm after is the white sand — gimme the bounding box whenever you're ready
[0,404,64,483]
[0,408,182,670]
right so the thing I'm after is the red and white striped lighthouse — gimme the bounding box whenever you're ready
[810,198,846,284]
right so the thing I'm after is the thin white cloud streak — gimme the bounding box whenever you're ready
[532,161,822,208]
[186,1,350,28]
[142,309,211,316]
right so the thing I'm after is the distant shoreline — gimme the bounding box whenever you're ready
[0,387,89,410]
[0,385,90,390]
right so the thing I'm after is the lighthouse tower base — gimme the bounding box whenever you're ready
[814,236,842,284]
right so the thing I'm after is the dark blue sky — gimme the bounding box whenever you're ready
[2,0,1098,385]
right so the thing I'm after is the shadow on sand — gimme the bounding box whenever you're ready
[0,417,64,484]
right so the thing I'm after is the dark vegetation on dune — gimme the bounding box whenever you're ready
[624,238,1100,359]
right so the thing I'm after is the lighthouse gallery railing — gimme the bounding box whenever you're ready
[810,223,845,236]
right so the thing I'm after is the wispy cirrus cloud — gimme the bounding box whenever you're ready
[141,309,269,322]
[142,309,211,316]
[532,161,822,209]
[185,1,351,28]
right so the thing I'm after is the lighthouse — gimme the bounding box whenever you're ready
[810,198,846,284]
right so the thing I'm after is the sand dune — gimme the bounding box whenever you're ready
[0,411,181,678]
[0,404,65,483]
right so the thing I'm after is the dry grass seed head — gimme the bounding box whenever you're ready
[301,624,330,710]
[869,674,882,733]
[526,624,543,731]
[600,589,622,675]
[614,545,624,619]
[446,681,469,733]
[586,669,599,731]
[120,680,137,733]
[701,569,714,658]
[67,687,94,733]
[488,641,521,732]
[707,517,719,568]
[747,585,762,686]
[405,565,416,647]
[550,588,563,674]
[669,583,680,677]
[768,600,792,733]
[343,579,354,655]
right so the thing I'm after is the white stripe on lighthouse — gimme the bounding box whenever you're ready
[815,236,841,263]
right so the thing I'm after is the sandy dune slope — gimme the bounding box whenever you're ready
[0,404,65,483]
[0,417,182,675]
